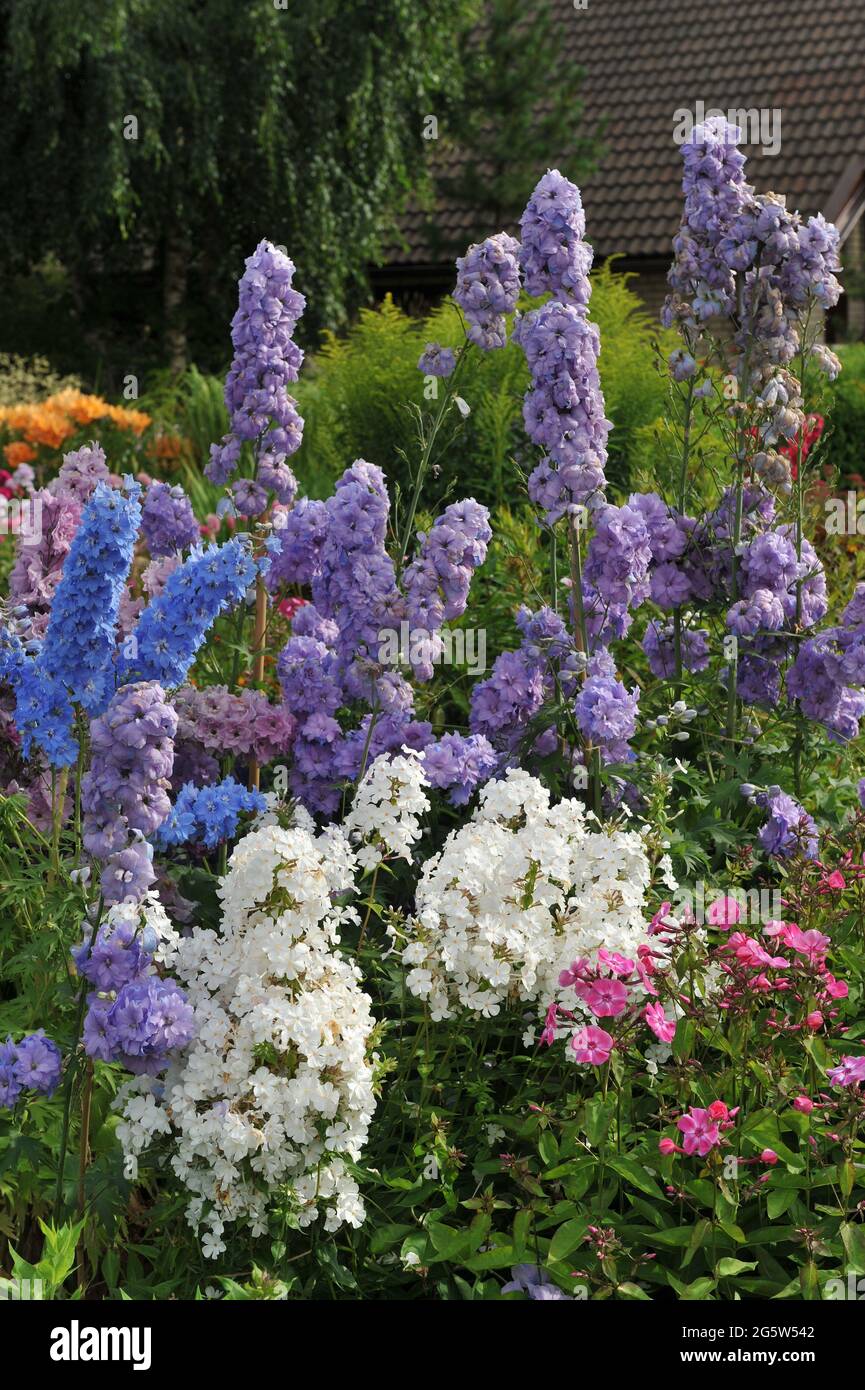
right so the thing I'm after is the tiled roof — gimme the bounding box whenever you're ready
[388,0,865,266]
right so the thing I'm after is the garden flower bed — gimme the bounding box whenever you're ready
[1,119,865,1306]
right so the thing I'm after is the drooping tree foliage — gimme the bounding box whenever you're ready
[0,0,481,371]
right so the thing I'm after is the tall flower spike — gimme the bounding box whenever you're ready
[38,479,141,713]
[119,537,257,689]
[205,240,305,512]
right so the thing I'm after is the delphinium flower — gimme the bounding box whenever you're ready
[501,1265,573,1301]
[519,168,591,306]
[403,498,491,679]
[205,241,305,515]
[469,634,551,755]
[154,777,266,852]
[48,441,111,502]
[114,817,375,1257]
[89,976,195,1075]
[574,652,639,763]
[172,683,296,767]
[750,786,818,860]
[119,537,256,689]
[81,681,177,905]
[395,768,655,1020]
[30,479,141,715]
[666,120,842,449]
[276,635,345,723]
[628,491,695,566]
[583,501,652,613]
[662,118,748,332]
[266,467,498,815]
[8,489,82,638]
[728,208,841,446]
[265,497,329,590]
[516,302,611,524]
[643,619,710,679]
[0,1031,62,1107]
[74,897,192,1075]
[312,460,402,667]
[417,343,456,377]
[453,233,521,350]
[469,604,580,756]
[421,732,498,806]
[141,482,199,556]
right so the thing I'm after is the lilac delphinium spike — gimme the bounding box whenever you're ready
[753,787,818,860]
[81,682,177,905]
[403,499,491,680]
[516,302,610,524]
[75,920,194,1076]
[574,652,639,763]
[9,489,83,638]
[663,117,748,331]
[0,1031,63,1106]
[453,233,521,350]
[206,240,306,514]
[141,482,200,556]
[49,442,112,503]
[519,169,592,307]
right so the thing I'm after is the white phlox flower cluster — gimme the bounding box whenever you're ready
[397,769,658,1021]
[344,748,429,870]
[115,820,377,1259]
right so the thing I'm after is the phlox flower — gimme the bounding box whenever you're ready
[676,1107,722,1156]
[570,1026,613,1066]
[707,895,741,927]
[584,977,629,1018]
[644,1002,676,1043]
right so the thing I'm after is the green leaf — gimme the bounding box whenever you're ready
[548,1218,589,1263]
[583,1096,615,1147]
[767,1188,798,1220]
[463,1242,516,1272]
[426,1223,472,1263]
[841,1222,865,1275]
[369,1223,415,1255]
[609,1156,663,1198]
[616,1281,651,1300]
[513,1209,532,1259]
[716,1258,757,1278]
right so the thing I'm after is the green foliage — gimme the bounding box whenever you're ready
[0,0,483,375]
[293,265,670,507]
[825,343,865,484]
[0,351,81,407]
[428,0,600,253]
